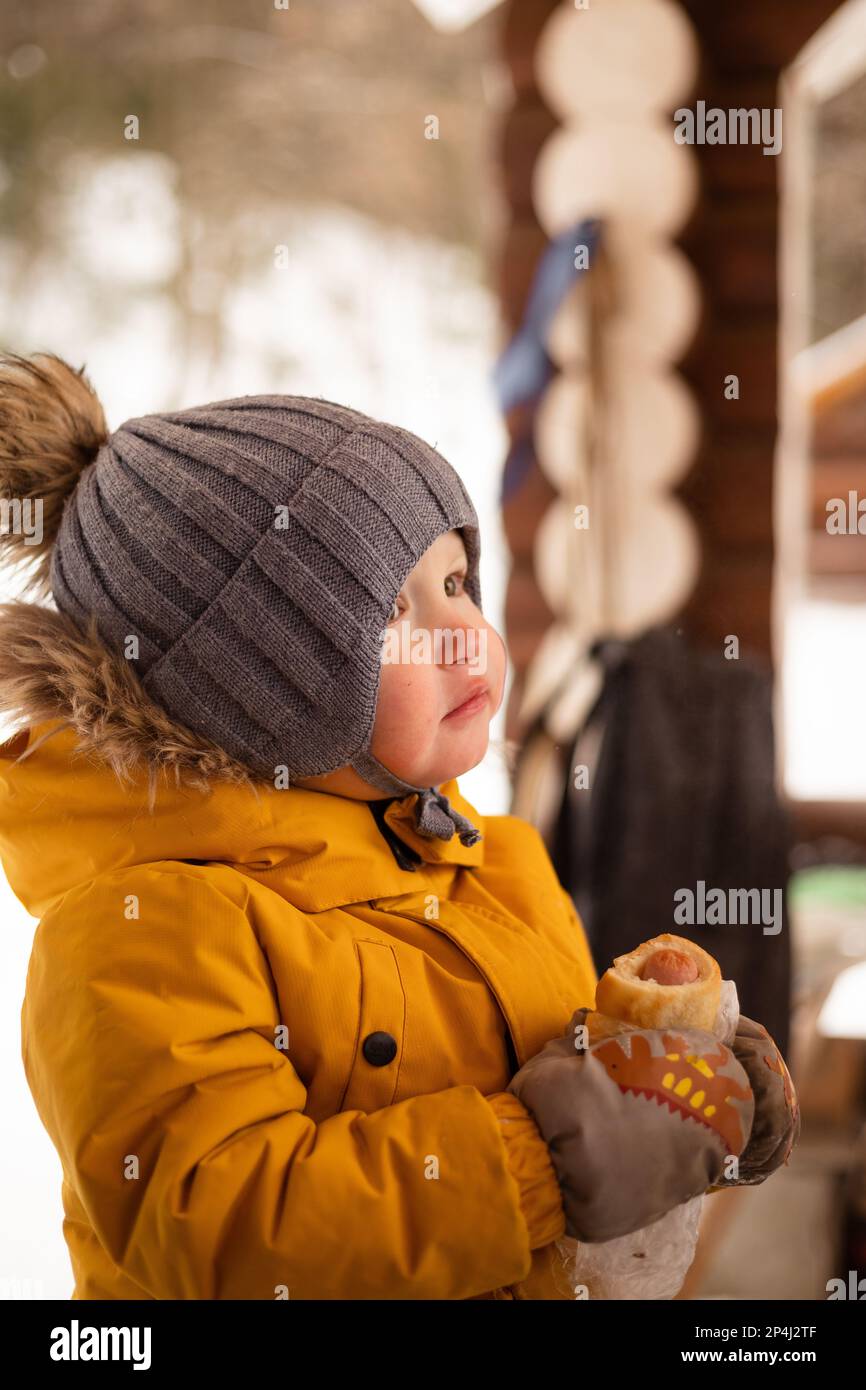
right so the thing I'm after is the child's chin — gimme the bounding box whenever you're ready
[432,729,490,782]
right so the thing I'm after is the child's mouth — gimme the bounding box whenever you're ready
[442,686,489,721]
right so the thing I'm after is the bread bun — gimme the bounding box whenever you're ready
[590,933,721,1039]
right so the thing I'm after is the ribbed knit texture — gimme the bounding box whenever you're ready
[48,395,483,808]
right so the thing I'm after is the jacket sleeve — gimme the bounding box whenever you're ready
[22,868,539,1301]
[485,1092,566,1248]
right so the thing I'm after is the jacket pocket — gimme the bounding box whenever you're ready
[340,939,406,1113]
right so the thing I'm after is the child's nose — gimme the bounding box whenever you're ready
[437,619,488,671]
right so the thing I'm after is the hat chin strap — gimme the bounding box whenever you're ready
[350,746,482,848]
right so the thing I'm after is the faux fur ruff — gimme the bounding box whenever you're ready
[0,599,267,809]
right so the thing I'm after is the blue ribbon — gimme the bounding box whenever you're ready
[492,217,601,504]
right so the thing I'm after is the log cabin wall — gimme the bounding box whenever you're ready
[676,0,845,655]
[498,0,562,744]
[495,0,845,749]
[810,385,866,578]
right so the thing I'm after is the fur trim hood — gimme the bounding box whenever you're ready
[0,599,266,806]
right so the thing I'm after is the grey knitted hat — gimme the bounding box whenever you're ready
[47,394,484,844]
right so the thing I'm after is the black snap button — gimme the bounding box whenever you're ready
[362,1031,398,1067]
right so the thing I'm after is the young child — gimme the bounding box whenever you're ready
[0,354,797,1300]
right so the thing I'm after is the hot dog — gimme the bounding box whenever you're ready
[589,933,722,1037]
[641,947,699,986]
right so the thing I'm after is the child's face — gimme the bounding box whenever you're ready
[368,528,506,790]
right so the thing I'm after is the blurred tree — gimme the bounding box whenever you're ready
[0,0,504,367]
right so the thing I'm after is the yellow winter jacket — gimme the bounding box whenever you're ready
[0,719,597,1300]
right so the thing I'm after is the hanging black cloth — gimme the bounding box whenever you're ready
[535,625,793,1058]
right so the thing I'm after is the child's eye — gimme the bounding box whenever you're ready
[445,572,467,597]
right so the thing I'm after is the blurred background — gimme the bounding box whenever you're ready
[1,0,865,1301]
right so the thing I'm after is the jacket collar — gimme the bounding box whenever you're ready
[0,720,485,916]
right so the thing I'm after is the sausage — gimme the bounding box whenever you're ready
[640,947,698,985]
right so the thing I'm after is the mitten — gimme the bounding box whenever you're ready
[506,1008,755,1243]
[718,1014,800,1186]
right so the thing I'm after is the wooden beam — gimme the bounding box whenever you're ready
[793,312,866,413]
[679,0,848,72]
[788,796,866,850]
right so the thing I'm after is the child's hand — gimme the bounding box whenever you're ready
[720,1015,800,1186]
[506,1009,755,1243]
